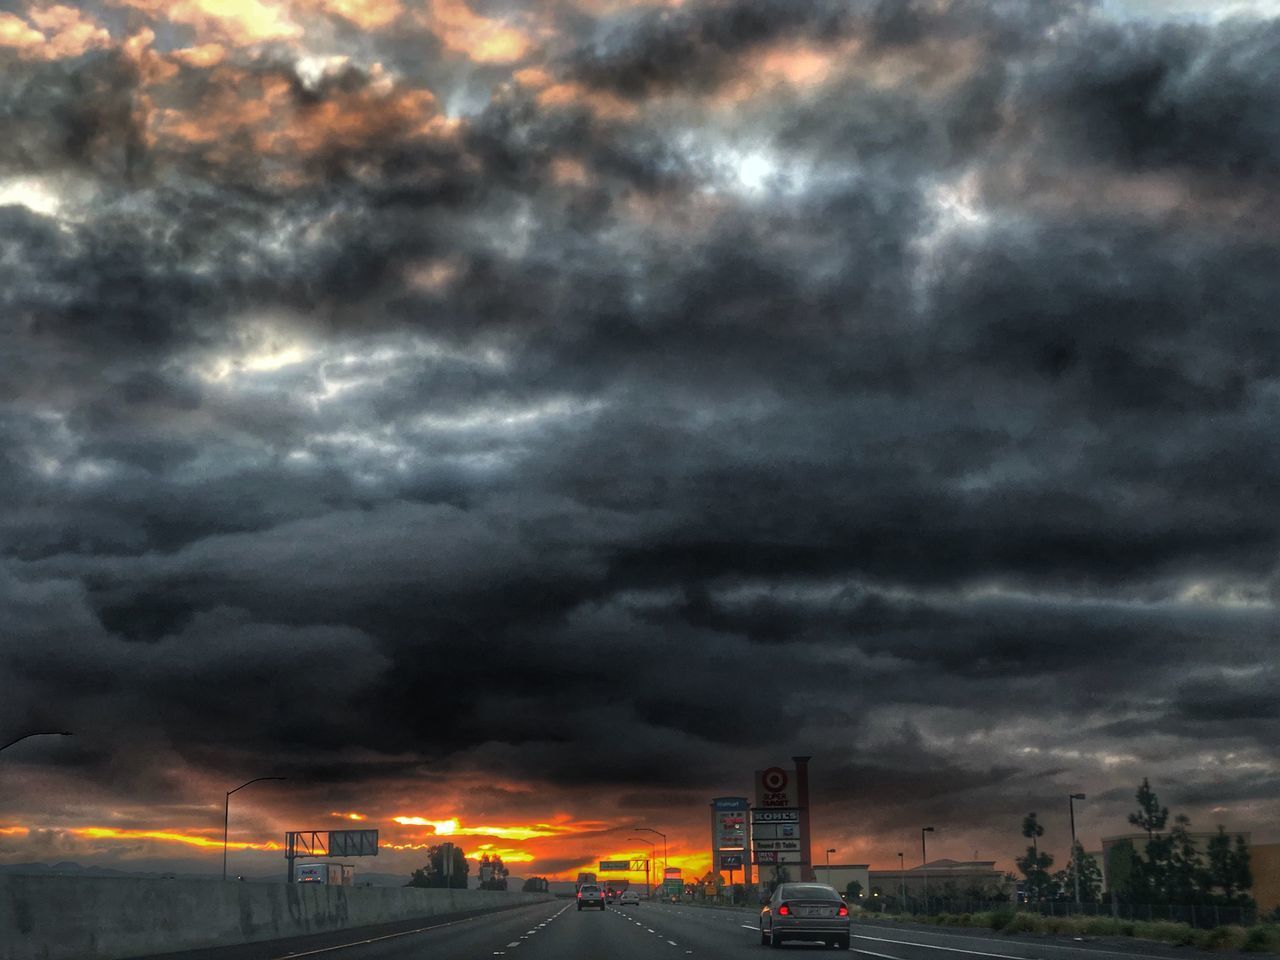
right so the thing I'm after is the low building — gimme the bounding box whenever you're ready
[868,859,1007,900]
[1099,832,1252,891]
[1099,832,1279,911]
[1252,843,1280,913]
[815,864,870,898]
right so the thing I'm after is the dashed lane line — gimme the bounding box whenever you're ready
[269,905,548,959]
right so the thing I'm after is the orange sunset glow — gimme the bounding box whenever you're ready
[72,828,282,852]
[0,812,723,880]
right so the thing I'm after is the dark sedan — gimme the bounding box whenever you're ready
[759,882,850,949]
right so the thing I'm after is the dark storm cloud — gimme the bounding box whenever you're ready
[566,0,854,97]
[0,49,147,179]
[1,0,1279,867]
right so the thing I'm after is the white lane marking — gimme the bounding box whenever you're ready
[853,936,1035,960]
[668,940,679,946]
[853,948,905,960]
[268,904,542,959]
[740,924,757,930]
[506,941,521,947]
[855,927,1193,960]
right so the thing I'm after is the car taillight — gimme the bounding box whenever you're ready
[778,904,791,916]
[838,905,849,917]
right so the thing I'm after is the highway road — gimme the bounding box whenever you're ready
[132,900,1246,960]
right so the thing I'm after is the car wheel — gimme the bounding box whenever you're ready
[835,936,850,950]
[577,904,582,910]
[769,930,782,948]
[760,927,769,946]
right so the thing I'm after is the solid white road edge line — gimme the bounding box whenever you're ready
[855,928,1187,960]
[853,935,1028,960]
[270,904,544,959]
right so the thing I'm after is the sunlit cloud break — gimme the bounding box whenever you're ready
[391,817,568,840]
[72,828,281,851]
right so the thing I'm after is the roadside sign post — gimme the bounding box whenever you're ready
[285,829,379,884]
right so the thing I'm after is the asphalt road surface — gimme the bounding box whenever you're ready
[133,900,1252,960]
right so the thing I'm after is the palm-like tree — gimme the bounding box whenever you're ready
[1022,812,1044,857]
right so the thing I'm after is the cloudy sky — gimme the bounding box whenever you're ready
[1,0,1277,883]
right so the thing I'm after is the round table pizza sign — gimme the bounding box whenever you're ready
[761,767,788,792]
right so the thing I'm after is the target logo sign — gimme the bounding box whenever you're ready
[757,766,793,807]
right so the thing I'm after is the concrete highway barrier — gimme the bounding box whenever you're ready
[0,874,553,960]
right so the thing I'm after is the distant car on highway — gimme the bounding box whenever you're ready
[577,883,605,910]
[759,882,849,949]
[618,890,640,905]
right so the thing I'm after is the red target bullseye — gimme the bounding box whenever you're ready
[761,767,788,792]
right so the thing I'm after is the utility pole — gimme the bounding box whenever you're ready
[898,852,906,910]
[636,827,667,890]
[1069,794,1086,907]
[793,757,814,881]
[630,837,655,898]
[921,827,935,910]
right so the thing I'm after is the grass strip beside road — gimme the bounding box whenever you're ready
[858,911,1280,954]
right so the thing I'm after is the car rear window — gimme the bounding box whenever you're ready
[782,884,841,900]
[581,885,600,892]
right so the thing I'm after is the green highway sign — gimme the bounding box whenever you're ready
[599,860,630,871]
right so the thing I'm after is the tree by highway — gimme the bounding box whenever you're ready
[407,844,470,889]
[1128,778,1169,841]
[1017,812,1053,901]
[478,853,509,890]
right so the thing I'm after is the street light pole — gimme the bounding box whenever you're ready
[223,777,287,882]
[898,852,906,911]
[1069,794,1086,907]
[921,827,935,910]
[629,837,655,898]
[0,731,73,754]
[826,848,836,888]
[636,827,667,883]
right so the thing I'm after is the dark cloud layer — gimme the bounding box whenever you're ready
[1,0,1278,871]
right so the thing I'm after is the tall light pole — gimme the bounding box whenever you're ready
[898,852,906,910]
[1,731,73,754]
[1069,794,1086,907]
[921,827,935,909]
[826,848,836,887]
[629,837,655,898]
[223,777,286,881]
[636,827,667,882]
